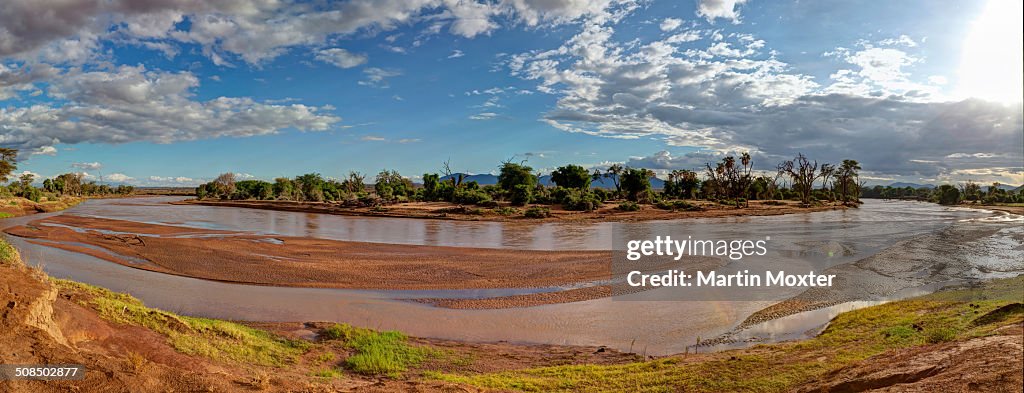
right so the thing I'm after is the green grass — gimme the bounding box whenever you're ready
[322,323,435,376]
[0,212,14,219]
[426,276,1024,392]
[53,279,309,366]
[0,238,19,265]
[311,368,344,379]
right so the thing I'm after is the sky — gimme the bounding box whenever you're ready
[1,0,1022,187]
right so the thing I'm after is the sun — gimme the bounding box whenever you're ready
[956,0,1024,104]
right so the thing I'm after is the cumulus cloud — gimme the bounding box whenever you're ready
[314,48,368,68]
[0,65,340,157]
[659,18,683,32]
[0,0,639,66]
[696,0,748,23]
[503,16,1023,183]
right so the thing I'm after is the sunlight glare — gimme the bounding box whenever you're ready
[956,0,1024,104]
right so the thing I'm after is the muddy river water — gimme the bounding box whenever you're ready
[3,197,1021,354]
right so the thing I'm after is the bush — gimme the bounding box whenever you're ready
[655,199,700,211]
[452,189,492,205]
[562,189,602,211]
[617,201,640,211]
[524,207,550,218]
[925,327,957,344]
[494,207,520,216]
[510,184,532,206]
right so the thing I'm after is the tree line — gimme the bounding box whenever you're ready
[1,148,134,202]
[195,153,865,212]
[860,181,1024,205]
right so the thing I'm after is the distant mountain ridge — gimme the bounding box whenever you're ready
[882,182,1020,191]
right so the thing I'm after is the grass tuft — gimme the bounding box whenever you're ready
[322,323,435,376]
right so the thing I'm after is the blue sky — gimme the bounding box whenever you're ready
[1,0,1022,186]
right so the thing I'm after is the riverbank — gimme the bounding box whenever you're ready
[3,238,1020,392]
[177,198,847,222]
[0,196,82,218]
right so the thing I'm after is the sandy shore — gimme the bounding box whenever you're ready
[178,198,847,222]
[5,215,611,293]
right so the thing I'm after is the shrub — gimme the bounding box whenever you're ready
[524,207,550,218]
[655,199,700,211]
[510,184,533,206]
[617,201,640,211]
[452,189,492,205]
[562,189,602,212]
[925,327,957,344]
[494,207,520,216]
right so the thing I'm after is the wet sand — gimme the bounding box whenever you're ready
[179,198,846,222]
[5,215,612,293]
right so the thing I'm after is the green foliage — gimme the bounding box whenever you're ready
[375,170,413,202]
[234,180,274,200]
[510,184,533,206]
[498,161,537,192]
[558,188,602,211]
[494,206,520,216]
[321,324,433,376]
[655,199,700,211]
[663,170,700,199]
[523,206,550,218]
[616,201,640,211]
[936,184,961,205]
[620,168,653,202]
[452,188,493,205]
[550,164,591,189]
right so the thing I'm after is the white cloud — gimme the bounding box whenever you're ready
[71,162,103,170]
[448,49,465,58]
[469,112,497,120]
[314,48,368,68]
[502,16,1022,183]
[0,65,340,156]
[659,18,683,32]
[104,173,134,183]
[358,67,401,88]
[696,0,748,23]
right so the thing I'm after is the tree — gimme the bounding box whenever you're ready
[374,170,411,202]
[835,159,861,204]
[778,153,824,206]
[597,164,625,195]
[422,173,440,201]
[0,148,17,183]
[497,160,536,192]
[295,173,326,201]
[620,167,654,202]
[960,181,981,201]
[550,164,591,189]
[18,173,35,190]
[936,184,961,205]
[704,153,754,207]
[664,169,700,199]
[213,173,236,199]
[341,171,365,194]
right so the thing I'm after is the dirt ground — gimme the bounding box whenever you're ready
[179,198,845,222]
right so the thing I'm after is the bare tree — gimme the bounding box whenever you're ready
[442,158,464,188]
[777,153,823,206]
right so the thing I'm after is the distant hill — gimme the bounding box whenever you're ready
[443,173,665,189]
[1015,185,1024,193]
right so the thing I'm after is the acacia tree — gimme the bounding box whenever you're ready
[620,167,654,202]
[819,163,835,201]
[551,164,591,189]
[704,152,754,207]
[664,169,700,199]
[341,171,365,193]
[777,153,824,206]
[835,159,861,203]
[597,164,625,196]
[0,148,16,184]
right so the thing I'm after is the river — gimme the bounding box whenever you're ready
[2,197,1018,354]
